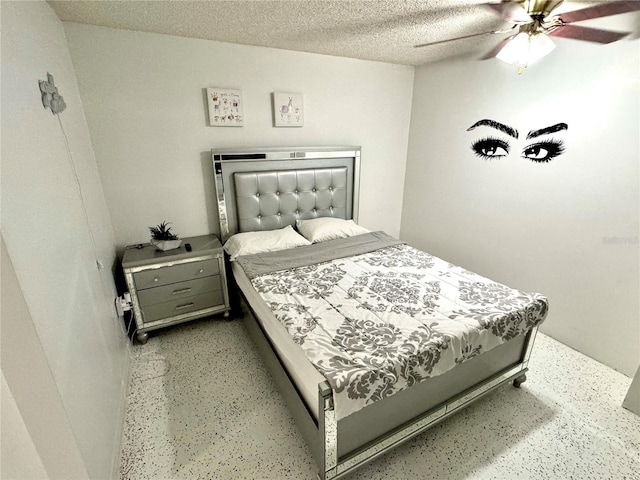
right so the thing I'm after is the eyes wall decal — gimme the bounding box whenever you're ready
[467,119,568,164]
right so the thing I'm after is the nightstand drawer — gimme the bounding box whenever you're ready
[133,259,219,289]
[137,276,221,307]
[141,290,224,323]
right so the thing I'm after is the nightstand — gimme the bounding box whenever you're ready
[122,234,230,344]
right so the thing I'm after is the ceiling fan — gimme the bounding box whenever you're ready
[414,0,640,70]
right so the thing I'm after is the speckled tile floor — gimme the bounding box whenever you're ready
[120,310,640,480]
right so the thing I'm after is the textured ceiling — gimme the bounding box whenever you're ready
[48,0,638,66]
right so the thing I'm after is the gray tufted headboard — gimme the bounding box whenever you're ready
[212,147,361,242]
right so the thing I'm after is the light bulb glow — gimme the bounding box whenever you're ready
[496,32,556,70]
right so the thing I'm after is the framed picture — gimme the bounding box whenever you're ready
[272,92,304,127]
[207,88,243,126]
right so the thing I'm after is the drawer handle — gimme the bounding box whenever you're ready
[172,287,192,295]
[197,268,204,274]
[153,277,159,282]
[175,302,195,310]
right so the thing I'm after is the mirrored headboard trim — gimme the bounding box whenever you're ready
[212,147,361,242]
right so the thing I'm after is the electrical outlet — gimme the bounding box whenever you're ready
[115,296,124,317]
[115,297,124,317]
[115,295,132,317]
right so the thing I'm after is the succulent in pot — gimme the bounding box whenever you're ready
[149,221,182,251]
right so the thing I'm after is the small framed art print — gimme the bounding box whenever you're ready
[272,92,304,127]
[207,88,243,126]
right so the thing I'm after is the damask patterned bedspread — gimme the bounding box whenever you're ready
[242,233,548,420]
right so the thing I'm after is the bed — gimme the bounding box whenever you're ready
[212,146,548,479]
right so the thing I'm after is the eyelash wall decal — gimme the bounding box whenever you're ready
[467,119,568,165]
[471,136,510,160]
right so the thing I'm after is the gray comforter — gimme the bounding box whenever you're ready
[238,233,548,419]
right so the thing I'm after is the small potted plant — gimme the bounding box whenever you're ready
[149,221,182,251]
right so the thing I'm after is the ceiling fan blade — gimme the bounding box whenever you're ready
[536,0,565,16]
[559,0,640,23]
[548,24,629,43]
[414,29,502,48]
[485,2,532,23]
[480,36,514,60]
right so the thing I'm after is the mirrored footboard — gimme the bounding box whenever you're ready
[317,327,539,480]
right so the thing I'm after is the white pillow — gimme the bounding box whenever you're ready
[296,217,369,243]
[223,225,311,261]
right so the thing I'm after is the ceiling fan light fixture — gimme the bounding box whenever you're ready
[496,31,556,70]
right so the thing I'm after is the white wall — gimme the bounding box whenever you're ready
[1,237,86,480]
[62,23,415,249]
[1,373,49,480]
[402,38,639,376]
[1,1,130,477]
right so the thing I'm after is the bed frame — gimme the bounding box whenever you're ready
[212,146,538,479]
